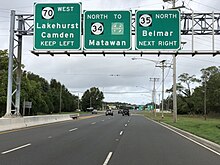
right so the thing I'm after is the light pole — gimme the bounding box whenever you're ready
[156,60,171,118]
[162,0,177,122]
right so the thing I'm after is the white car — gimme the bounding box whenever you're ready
[92,109,98,114]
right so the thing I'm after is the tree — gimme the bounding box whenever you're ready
[81,87,104,111]
[202,66,220,114]
[0,50,8,116]
[176,73,201,114]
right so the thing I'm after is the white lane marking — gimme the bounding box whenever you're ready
[1,143,31,155]
[69,128,78,132]
[125,124,128,127]
[91,122,96,125]
[103,152,113,165]
[102,120,105,122]
[146,117,220,156]
[120,131,123,136]
[48,136,52,139]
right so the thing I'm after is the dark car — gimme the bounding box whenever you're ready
[118,109,123,114]
[122,109,130,116]
[105,109,113,116]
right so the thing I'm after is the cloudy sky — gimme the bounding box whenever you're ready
[1,0,220,105]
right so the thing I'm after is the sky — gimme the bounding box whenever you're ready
[1,0,220,105]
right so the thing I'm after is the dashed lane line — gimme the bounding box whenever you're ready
[69,128,78,132]
[1,143,31,155]
[103,152,113,165]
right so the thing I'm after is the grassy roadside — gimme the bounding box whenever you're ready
[140,111,220,145]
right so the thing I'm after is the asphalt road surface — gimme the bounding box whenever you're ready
[0,113,219,165]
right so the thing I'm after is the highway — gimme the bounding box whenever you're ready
[0,113,219,165]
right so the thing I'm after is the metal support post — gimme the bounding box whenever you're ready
[212,11,215,52]
[4,10,15,117]
[192,10,194,51]
[172,0,177,122]
[173,55,177,123]
[15,15,23,116]
[161,61,165,118]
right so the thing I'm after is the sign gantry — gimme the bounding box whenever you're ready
[5,3,220,117]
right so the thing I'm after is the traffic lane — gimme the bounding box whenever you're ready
[0,114,130,165]
[0,114,107,153]
[109,115,220,165]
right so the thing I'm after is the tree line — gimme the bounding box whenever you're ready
[165,66,220,115]
[0,50,104,117]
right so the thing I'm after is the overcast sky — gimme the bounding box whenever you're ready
[1,0,220,105]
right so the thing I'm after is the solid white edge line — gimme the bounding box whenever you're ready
[103,152,113,165]
[120,131,123,136]
[91,122,96,125]
[1,143,31,155]
[69,128,78,132]
[146,117,220,156]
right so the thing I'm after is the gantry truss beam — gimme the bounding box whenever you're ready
[17,12,220,37]
[181,13,220,35]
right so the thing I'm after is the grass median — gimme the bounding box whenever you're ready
[140,111,220,145]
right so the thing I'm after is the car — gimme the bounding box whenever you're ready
[118,109,122,114]
[105,109,113,116]
[92,109,98,114]
[122,109,130,116]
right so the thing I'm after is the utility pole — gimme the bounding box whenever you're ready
[150,78,159,117]
[78,93,80,110]
[162,0,177,122]
[172,0,178,123]
[204,78,207,120]
[156,60,171,119]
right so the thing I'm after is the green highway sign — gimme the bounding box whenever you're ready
[34,3,81,50]
[136,10,180,50]
[84,11,132,50]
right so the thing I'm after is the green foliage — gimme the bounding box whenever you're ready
[173,67,220,115]
[0,50,8,116]
[81,87,104,111]
[0,50,79,117]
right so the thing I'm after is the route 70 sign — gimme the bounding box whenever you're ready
[34,3,82,50]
